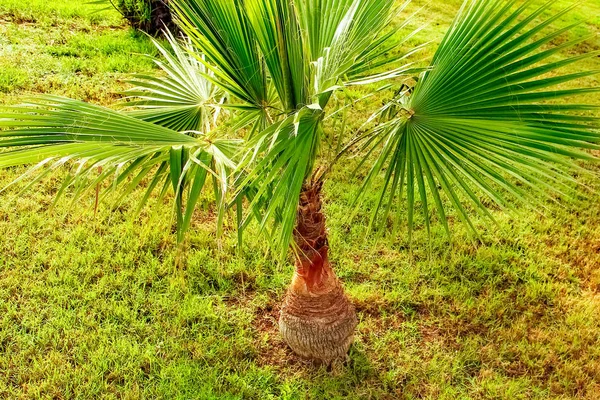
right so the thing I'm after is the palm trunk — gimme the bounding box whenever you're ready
[279,177,358,363]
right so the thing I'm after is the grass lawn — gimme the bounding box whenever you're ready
[0,0,599,398]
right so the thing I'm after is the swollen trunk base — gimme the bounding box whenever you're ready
[279,279,358,363]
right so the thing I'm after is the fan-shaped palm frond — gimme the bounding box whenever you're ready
[356,0,600,238]
[0,96,239,242]
[122,29,224,133]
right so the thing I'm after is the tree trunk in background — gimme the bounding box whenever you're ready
[279,177,358,363]
[147,0,175,36]
[116,0,177,37]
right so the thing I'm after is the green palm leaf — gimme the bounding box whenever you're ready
[170,0,269,109]
[0,96,238,242]
[244,0,308,113]
[122,29,224,133]
[295,0,398,96]
[357,0,600,238]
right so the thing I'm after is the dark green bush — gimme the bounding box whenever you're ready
[110,0,176,36]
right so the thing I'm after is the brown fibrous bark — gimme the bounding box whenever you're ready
[279,177,358,363]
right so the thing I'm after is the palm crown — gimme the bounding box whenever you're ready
[0,0,598,272]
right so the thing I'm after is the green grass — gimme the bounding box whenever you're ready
[0,1,156,104]
[1,0,600,399]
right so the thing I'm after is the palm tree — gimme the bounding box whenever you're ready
[0,0,598,363]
